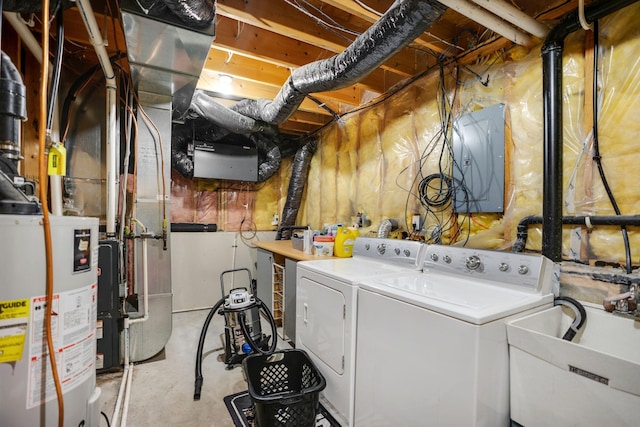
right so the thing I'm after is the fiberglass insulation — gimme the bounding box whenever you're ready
[293,3,640,264]
[169,4,640,264]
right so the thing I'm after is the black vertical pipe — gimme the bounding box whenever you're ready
[541,0,640,262]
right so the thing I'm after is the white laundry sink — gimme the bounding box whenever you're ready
[507,305,640,427]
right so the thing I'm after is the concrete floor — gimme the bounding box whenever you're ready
[97,309,284,427]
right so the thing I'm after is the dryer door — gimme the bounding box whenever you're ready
[296,275,346,375]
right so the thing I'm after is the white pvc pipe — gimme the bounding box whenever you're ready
[468,0,549,39]
[120,363,135,427]
[76,0,118,237]
[3,13,45,61]
[437,0,534,46]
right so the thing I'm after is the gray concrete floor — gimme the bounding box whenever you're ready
[97,309,284,427]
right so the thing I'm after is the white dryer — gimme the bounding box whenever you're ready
[295,237,425,427]
[353,245,556,427]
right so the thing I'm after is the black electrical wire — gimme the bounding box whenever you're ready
[100,411,111,427]
[46,6,64,134]
[306,94,341,122]
[591,20,632,274]
[418,173,452,208]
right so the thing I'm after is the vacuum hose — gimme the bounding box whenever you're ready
[554,296,587,341]
[193,296,278,400]
[238,300,278,355]
[194,296,226,400]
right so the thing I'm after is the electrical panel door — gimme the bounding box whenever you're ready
[452,104,505,213]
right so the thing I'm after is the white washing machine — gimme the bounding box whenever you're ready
[296,237,426,427]
[353,245,556,427]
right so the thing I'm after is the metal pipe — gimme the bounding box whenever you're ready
[76,0,118,237]
[437,0,534,46]
[541,0,640,261]
[467,0,549,39]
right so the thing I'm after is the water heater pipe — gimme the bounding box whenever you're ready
[76,0,118,237]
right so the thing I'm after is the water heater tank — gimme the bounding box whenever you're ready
[0,215,101,427]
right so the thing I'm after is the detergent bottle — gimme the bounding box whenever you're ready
[333,226,359,257]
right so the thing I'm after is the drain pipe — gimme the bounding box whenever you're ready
[76,0,118,237]
[513,214,640,253]
[541,0,640,262]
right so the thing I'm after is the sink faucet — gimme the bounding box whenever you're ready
[603,284,638,318]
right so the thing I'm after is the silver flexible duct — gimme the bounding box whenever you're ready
[189,90,266,136]
[279,137,318,231]
[193,0,446,129]
[378,219,399,238]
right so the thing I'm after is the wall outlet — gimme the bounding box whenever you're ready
[412,214,422,231]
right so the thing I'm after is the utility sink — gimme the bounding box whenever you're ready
[507,305,640,427]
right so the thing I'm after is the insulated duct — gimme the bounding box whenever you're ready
[226,0,447,125]
[541,0,640,262]
[278,137,318,237]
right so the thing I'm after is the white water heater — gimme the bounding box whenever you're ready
[0,214,101,427]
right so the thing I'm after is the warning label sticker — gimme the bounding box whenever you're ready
[26,283,97,409]
[0,299,30,363]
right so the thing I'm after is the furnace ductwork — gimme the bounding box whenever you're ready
[203,0,447,126]
[278,137,318,235]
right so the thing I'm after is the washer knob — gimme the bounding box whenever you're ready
[430,253,439,262]
[465,255,481,270]
[364,243,370,251]
[443,255,452,264]
[499,262,509,272]
[377,244,386,255]
[395,248,401,255]
[403,249,411,257]
[518,265,529,275]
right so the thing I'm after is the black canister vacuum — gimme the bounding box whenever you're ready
[194,268,278,400]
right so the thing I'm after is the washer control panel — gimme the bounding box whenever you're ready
[423,245,555,293]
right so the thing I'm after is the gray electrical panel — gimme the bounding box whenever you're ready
[452,103,505,213]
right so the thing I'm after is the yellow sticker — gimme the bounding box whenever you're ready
[0,299,30,363]
[48,144,67,176]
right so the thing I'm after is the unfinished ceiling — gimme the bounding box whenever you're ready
[10,0,588,136]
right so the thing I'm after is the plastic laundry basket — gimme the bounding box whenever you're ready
[242,349,326,427]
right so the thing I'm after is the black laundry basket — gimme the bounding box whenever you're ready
[242,349,326,427]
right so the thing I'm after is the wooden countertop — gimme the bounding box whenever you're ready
[253,239,337,261]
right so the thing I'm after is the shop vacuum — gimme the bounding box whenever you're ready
[194,268,278,400]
